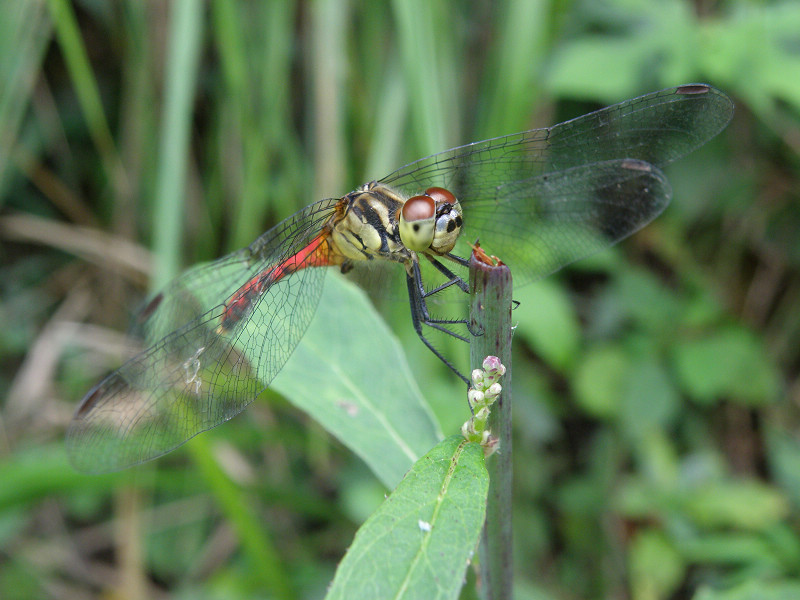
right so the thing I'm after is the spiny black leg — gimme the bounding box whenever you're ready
[406,270,470,385]
[445,252,470,268]
[423,255,482,336]
[410,259,470,340]
[424,255,470,294]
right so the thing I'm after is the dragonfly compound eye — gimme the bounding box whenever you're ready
[430,195,463,255]
[400,194,437,251]
[424,186,457,205]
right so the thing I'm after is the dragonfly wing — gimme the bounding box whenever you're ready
[66,198,339,473]
[379,85,731,283]
[380,84,732,196]
[455,159,670,284]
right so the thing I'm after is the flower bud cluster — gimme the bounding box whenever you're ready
[461,356,505,456]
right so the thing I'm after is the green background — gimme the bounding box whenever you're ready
[1,0,800,598]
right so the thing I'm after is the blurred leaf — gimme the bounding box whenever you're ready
[695,580,800,600]
[512,581,560,600]
[272,273,443,490]
[514,279,581,372]
[765,425,800,507]
[705,4,800,117]
[629,529,685,600]
[681,480,789,530]
[574,344,628,418]
[681,532,782,569]
[615,476,665,519]
[338,468,388,524]
[614,267,683,334]
[545,0,698,100]
[0,556,43,600]
[672,326,781,406]
[325,436,488,600]
[620,357,681,441]
[630,427,681,488]
[547,36,650,100]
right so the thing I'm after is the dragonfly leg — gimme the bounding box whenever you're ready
[410,261,471,340]
[423,254,469,294]
[406,263,471,385]
[423,255,483,336]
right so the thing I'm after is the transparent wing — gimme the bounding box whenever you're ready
[66,198,339,473]
[459,159,671,282]
[381,84,733,283]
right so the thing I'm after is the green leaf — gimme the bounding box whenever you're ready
[514,279,581,372]
[325,436,488,600]
[672,326,780,406]
[620,358,680,441]
[546,36,647,100]
[614,268,683,334]
[629,529,685,600]
[681,479,789,530]
[573,345,628,418]
[681,532,778,567]
[272,273,443,490]
[704,4,800,117]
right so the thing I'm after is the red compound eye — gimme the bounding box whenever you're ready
[402,195,436,222]
[424,187,457,204]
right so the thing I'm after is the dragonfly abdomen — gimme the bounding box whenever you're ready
[218,233,335,332]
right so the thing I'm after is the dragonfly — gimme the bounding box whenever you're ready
[66,83,733,473]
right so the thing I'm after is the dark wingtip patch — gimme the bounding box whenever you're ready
[74,385,103,418]
[676,84,711,95]
[138,292,164,323]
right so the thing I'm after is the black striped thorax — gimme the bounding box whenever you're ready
[329,182,411,264]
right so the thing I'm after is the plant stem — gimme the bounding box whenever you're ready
[469,250,513,599]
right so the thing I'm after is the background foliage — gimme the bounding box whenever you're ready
[1,0,800,598]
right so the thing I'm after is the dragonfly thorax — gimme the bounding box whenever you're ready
[329,183,463,265]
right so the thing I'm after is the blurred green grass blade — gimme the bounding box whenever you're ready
[47,0,126,193]
[188,435,294,599]
[694,581,800,600]
[257,0,303,217]
[476,0,550,138]
[151,0,203,289]
[0,1,51,199]
[362,51,407,181]
[311,0,348,202]
[211,1,277,248]
[0,445,122,509]
[325,436,488,600]
[272,273,443,490]
[391,0,460,155]
[210,0,250,247]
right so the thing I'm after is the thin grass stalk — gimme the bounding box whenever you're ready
[47,0,129,200]
[391,0,458,156]
[150,0,203,289]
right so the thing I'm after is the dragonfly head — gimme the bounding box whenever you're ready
[399,186,463,255]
